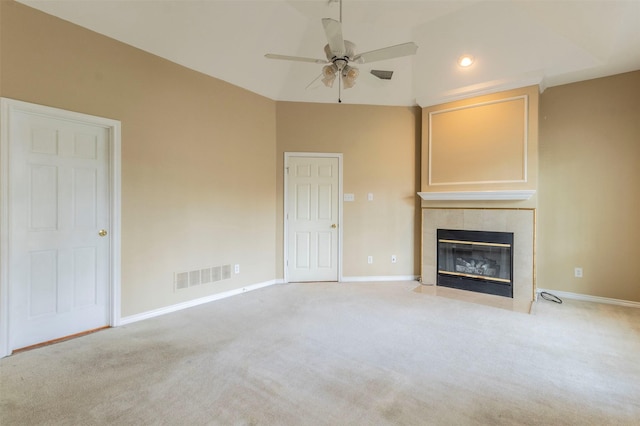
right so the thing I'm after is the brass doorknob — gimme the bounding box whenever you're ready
[331,224,337,229]
[98,229,108,237]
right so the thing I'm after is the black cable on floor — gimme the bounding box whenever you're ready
[540,291,563,304]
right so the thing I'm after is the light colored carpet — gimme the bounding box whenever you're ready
[1,281,639,425]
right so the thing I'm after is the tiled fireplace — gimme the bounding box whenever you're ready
[422,208,535,304]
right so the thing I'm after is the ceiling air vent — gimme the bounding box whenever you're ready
[370,70,393,80]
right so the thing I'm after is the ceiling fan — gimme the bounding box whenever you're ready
[265,0,418,101]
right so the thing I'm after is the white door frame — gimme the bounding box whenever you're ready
[0,98,122,357]
[283,152,343,283]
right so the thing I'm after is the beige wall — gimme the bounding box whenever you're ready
[0,1,277,316]
[275,102,421,278]
[538,71,640,302]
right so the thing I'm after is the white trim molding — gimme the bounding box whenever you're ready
[418,190,535,201]
[120,280,283,325]
[537,289,640,309]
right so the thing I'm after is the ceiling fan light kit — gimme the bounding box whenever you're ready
[342,66,359,89]
[265,0,418,102]
[321,64,338,87]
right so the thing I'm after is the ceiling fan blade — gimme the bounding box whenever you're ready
[370,69,394,80]
[353,42,418,64]
[264,54,327,64]
[322,18,345,56]
[358,69,388,88]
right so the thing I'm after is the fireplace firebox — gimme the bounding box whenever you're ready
[437,229,514,297]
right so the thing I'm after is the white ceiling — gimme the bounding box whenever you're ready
[17,0,640,106]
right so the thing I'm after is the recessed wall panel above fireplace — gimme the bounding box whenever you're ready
[429,96,528,186]
[420,85,539,197]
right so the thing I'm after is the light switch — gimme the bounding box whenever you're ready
[344,193,355,202]
[367,193,374,201]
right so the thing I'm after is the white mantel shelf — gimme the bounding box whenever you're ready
[418,190,536,201]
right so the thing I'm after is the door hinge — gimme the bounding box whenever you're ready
[285,166,290,175]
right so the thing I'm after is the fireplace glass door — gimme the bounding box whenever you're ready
[437,229,514,297]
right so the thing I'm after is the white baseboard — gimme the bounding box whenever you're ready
[537,288,640,309]
[119,279,282,325]
[341,275,419,283]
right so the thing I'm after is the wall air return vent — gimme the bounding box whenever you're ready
[221,264,232,280]
[175,272,189,290]
[200,267,212,284]
[212,266,222,282]
[189,270,201,287]
[174,264,233,291]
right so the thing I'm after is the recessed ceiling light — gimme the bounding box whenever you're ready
[458,55,475,67]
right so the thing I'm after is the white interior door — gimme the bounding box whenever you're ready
[286,155,340,282]
[6,105,111,351]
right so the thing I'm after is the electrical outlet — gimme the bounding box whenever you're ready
[391,255,397,263]
[234,264,240,274]
[367,256,373,264]
[574,267,582,278]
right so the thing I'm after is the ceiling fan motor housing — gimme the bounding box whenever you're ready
[325,40,356,66]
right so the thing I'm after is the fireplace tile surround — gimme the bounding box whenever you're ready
[422,208,535,311]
